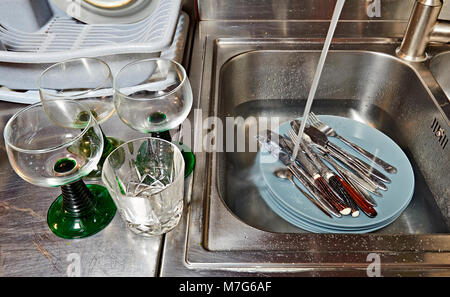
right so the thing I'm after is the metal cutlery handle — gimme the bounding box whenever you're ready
[288,165,338,218]
[300,123,391,184]
[326,156,380,205]
[336,135,397,174]
[258,132,340,218]
[299,141,360,216]
[327,141,391,184]
[276,136,345,217]
[326,146,388,191]
[320,151,382,196]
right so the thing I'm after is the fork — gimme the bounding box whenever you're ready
[287,129,382,196]
[308,112,397,174]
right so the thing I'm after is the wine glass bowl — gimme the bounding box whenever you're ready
[38,57,115,124]
[39,57,122,179]
[113,58,193,134]
[113,58,195,177]
[4,100,103,187]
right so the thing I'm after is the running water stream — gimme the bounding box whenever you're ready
[290,0,346,161]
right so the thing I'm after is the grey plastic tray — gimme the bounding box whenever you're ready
[0,0,183,90]
[0,11,189,103]
[0,0,181,63]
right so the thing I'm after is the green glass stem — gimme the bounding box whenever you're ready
[100,126,115,160]
[61,179,95,216]
[47,179,116,239]
[177,142,195,178]
[86,126,122,179]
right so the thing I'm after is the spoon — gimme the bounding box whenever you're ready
[274,168,332,218]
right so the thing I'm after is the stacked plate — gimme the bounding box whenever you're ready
[257,115,415,233]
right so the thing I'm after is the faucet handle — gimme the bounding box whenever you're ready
[396,0,444,61]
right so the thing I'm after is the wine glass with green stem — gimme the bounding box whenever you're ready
[38,57,123,180]
[113,58,195,177]
[3,99,116,239]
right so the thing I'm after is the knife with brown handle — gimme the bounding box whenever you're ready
[274,134,351,216]
[257,133,339,218]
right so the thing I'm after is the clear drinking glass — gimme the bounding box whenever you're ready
[113,58,195,177]
[3,100,116,239]
[38,57,122,180]
[102,137,185,237]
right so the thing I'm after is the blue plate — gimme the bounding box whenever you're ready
[255,151,407,233]
[260,185,404,233]
[259,177,407,233]
[258,115,415,232]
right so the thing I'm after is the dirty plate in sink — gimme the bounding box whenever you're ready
[257,115,415,233]
[258,181,404,233]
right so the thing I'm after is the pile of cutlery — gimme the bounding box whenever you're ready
[257,113,398,219]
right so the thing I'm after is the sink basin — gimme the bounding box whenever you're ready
[430,51,450,100]
[219,50,449,234]
[161,29,450,276]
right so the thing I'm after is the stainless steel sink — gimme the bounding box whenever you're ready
[430,51,450,99]
[161,20,450,276]
[219,49,449,235]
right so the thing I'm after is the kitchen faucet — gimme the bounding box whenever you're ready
[396,0,450,61]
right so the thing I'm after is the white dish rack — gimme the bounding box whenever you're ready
[0,9,189,104]
[0,0,181,63]
[0,0,184,92]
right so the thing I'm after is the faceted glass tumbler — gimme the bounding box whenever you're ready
[102,137,185,237]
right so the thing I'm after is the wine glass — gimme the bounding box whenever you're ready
[38,57,123,180]
[113,58,195,177]
[3,99,116,239]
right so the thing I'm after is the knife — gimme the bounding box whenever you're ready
[291,120,388,192]
[320,151,379,207]
[303,142,377,218]
[304,125,391,184]
[297,141,361,217]
[264,131,351,216]
[316,145,382,197]
[291,120,391,185]
[256,134,338,218]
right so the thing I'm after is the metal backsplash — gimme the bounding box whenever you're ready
[197,0,450,21]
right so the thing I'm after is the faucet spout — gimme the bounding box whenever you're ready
[430,20,450,42]
[396,0,448,62]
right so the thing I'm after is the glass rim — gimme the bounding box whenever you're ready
[3,100,96,154]
[113,58,188,102]
[102,136,185,195]
[38,57,113,99]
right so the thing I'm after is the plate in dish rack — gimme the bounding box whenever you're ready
[50,0,160,24]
